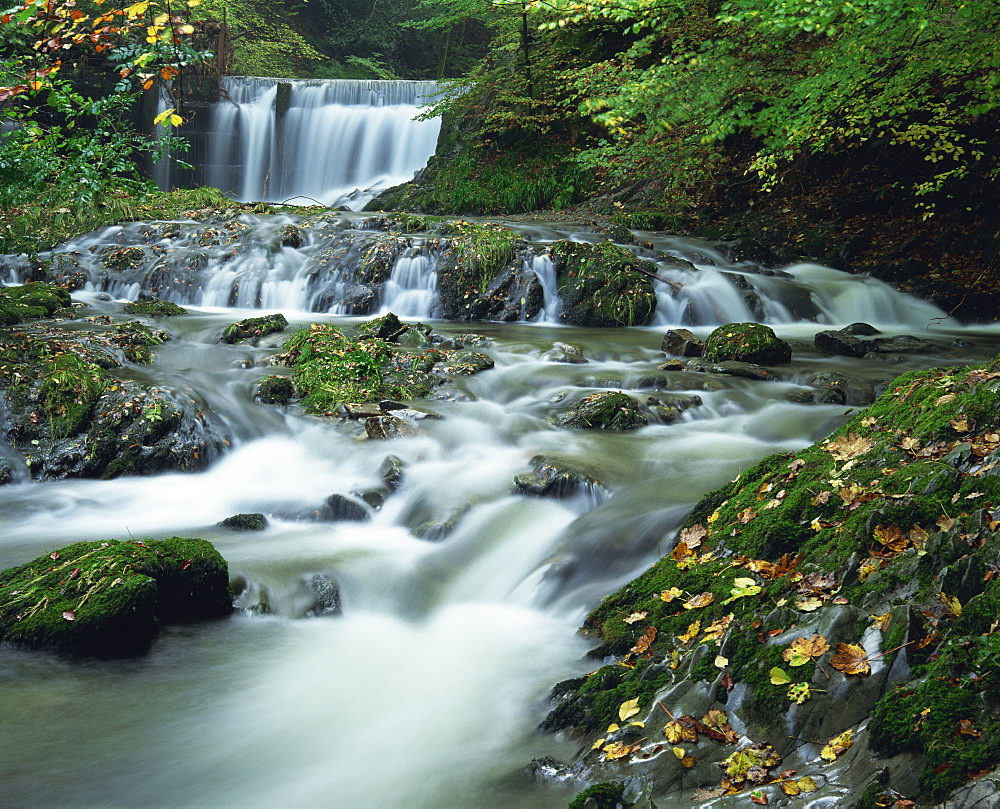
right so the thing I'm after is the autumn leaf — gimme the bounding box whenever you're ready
[701,614,733,645]
[723,577,763,604]
[691,787,727,800]
[671,541,695,562]
[787,683,811,703]
[770,666,792,685]
[678,620,701,643]
[722,743,781,784]
[714,654,729,668]
[62,610,75,621]
[950,416,974,433]
[680,754,696,768]
[629,626,657,658]
[797,776,819,793]
[795,596,823,612]
[820,729,854,761]
[871,612,892,631]
[938,591,962,618]
[738,506,756,524]
[782,634,831,666]
[659,586,683,602]
[679,524,707,548]
[831,643,871,675]
[826,433,875,461]
[780,779,801,796]
[623,611,648,624]
[619,698,641,722]
[684,592,715,610]
[664,720,698,744]
[873,524,910,553]
[603,740,641,761]
[937,515,956,532]
[750,790,768,804]
[958,719,982,738]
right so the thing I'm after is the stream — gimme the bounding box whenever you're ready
[2,215,999,807]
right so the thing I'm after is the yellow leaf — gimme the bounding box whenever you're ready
[175,22,194,34]
[938,591,962,618]
[664,719,698,744]
[124,0,150,18]
[795,596,823,612]
[770,667,791,685]
[678,620,701,643]
[153,108,176,126]
[780,779,801,796]
[820,729,854,761]
[672,746,686,760]
[618,698,641,723]
[684,592,715,610]
[825,433,875,461]
[592,737,606,749]
[797,776,819,793]
[831,643,870,675]
[659,586,683,602]
[168,113,182,127]
[606,723,620,733]
[623,611,648,624]
[714,655,729,668]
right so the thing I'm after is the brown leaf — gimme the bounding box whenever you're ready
[630,626,657,656]
[820,729,854,761]
[684,592,715,610]
[750,790,769,804]
[671,541,695,562]
[873,524,910,554]
[958,719,982,738]
[721,671,734,691]
[782,634,831,666]
[680,755,696,768]
[664,719,698,744]
[831,643,871,675]
[49,552,60,560]
[623,611,648,624]
[826,433,875,461]
[950,416,974,433]
[738,506,756,524]
[679,524,707,548]
[62,611,75,621]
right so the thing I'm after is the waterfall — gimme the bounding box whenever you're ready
[528,253,562,323]
[163,78,442,210]
[378,246,439,317]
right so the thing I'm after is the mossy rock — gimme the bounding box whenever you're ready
[550,240,657,327]
[559,391,647,430]
[0,282,72,326]
[220,313,289,344]
[109,321,166,363]
[255,375,295,405]
[124,297,187,317]
[219,513,268,531]
[356,311,406,342]
[703,322,791,365]
[435,222,522,319]
[0,538,231,657]
[568,782,631,809]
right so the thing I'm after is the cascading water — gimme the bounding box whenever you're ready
[164,77,442,209]
[3,217,998,806]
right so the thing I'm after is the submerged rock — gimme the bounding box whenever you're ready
[219,513,268,531]
[0,538,230,657]
[514,455,602,498]
[124,296,187,317]
[542,357,1000,805]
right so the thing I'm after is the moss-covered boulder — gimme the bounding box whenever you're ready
[542,359,1000,804]
[435,221,523,320]
[220,313,289,344]
[0,282,71,326]
[0,330,226,480]
[559,391,648,430]
[124,297,187,317]
[0,538,231,657]
[703,322,791,364]
[551,240,657,327]
[255,375,295,405]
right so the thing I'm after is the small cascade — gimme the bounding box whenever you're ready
[378,246,439,318]
[528,253,562,323]
[163,78,442,210]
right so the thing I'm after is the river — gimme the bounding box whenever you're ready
[1,214,997,806]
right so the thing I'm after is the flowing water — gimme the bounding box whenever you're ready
[158,78,442,209]
[2,217,999,807]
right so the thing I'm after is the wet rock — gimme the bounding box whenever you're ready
[704,322,791,364]
[872,334,936,354]
[279,224,302,248]
[0,538,231,657]
[814,328,879,357]
[722,272,765,320]
[413,502,470,540]
[0,282,71,326]
[397,325,434,348]
[559,391,648,430]
[109,321,167,363]
[843,322,881,336]
[356,311,406,342]
[365,414,417,439]
[708,360,782,381]
[435,349,495,375]
[354,487,388,510]
[542,342,588,363]
[661,328,705,357]
[321,494,370,522]
[220,313,289,344]
[303,573,341,616]
[230,575,271,615]
[380,455,405,490]
[514,455,602,497]
[219,513,269,531]
[100,245,147,273]
[255,375,295,405]
[124,296,187,317]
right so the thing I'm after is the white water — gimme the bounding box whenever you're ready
[2,216,997,805]
[184,78,442,209]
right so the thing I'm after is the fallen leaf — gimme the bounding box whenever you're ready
[672,745,686,759]
[782,634,831,666]
[788,683,812,703]
[681,755,696,768]
[820,729,854,761]
[714,655,729,668]
[603,740,641,761]
[684,592,716,610]
[780,779,802,796]
[795,596,823,612]
[664,719,698,744]
[958,719,982,738]
[826,433,875,461]
[750,789,768,804]
[770,667,792,685]
[797,776,819,793]
[721,743,781,784]
[659,586,683,602]
[938,591,962,618]
[630,626,657,657]
[619,698,642,722]
[692,786,727,800]
[738,507,756,524]
[950,416,974,433]
[871,612,892,631]
[831,643,871,675]
[937,514,956,532]
[62,611,75,621]
[873,524,909,553]
[701,614,733,645]
[623,611,648,624]
[679,524,708,548]
[678,620,701,643]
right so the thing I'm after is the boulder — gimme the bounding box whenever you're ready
[255,375,295,405]
[124,296,187,317]
[0,282,71,326]
[704,322,791,364]
[219,513,268,531]
[514,455,602,498]
[220,313,289,344]
[559,391,648,430]
[321,494,370,522]
[661,328,705,357]
[0,538,230,657]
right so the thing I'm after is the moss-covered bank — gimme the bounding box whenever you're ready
[543,358,1000,804]
[0,538,230,657]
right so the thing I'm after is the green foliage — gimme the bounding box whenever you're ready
[568,782,630,809]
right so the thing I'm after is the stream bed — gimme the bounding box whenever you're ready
[2,216,999,806]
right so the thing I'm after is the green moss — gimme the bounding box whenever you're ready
[559,391,647,431]
[568,782,630,809]
[435,222,521,317]
[221,313,289,344]
[124,298,187,317]
[109,321,165,363]
[551,240,657,327]
[703,322,792,365]
[0,282,72,326]
[0,538,230,657]
[256,375,295,405]
[37,348,108,439]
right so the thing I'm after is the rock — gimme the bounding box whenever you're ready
[814,328,879,357]
[0,282,71,326]
[703,322,791,364]
[230,575,271,615]
[219,513,269,531]
[872,335,936,354]
[356,311,406,342]
[380,455,405,490]
[708,360,782,381]
[279,224,301,248]
[322,494,370,522]
[354,487,388,510]
[365,414,417,439]
[435,349,495,375]
[843,322,881,335]
[559,391,648,430]
[414,502,470,540]
[514,455,602,497]
[661,328,705,357]
[0,538,230,657]
[255,375,295,405]
[542,342,588,363]
[303,573,341,616]
[124,296,187,317]
[220,313,289,344]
